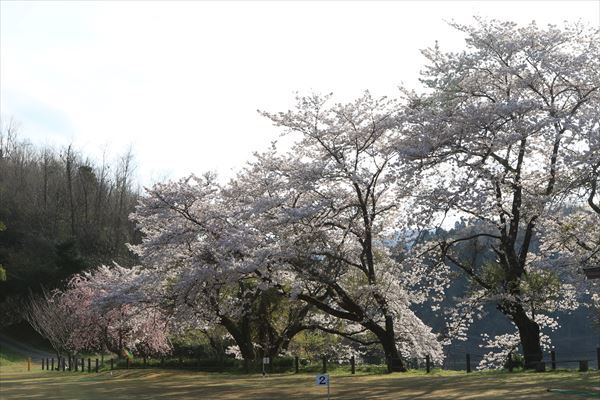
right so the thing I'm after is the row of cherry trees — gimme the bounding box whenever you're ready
[27,19,599,370]
[25,265,170,358]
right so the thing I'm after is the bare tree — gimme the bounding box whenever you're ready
[23,289,75,358]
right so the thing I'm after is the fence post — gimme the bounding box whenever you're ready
[63,357,66,371]
[351,355,355,375]
[27,357,31,372]
[81,358,84,373]
[322,356,327,373]
[42,358,45,370]
[88,358,91,373]
[95,359,98,373]
[111,358,114,370]
[466,353,471,373]
[551,350,556,371]
[126,357,130,369]
[508,352,513,372]
[536,360,546,372]
[294,356,299,374]
[426,355,431,373]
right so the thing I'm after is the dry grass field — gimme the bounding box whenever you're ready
[1,360,599,400]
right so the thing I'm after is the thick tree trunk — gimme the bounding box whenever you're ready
[118,331,124,359]
[257,296,276,359]
[237,340,255,361]
[370,316,405,372]
[380,333,405,372]
[511,306,543,370]
[221,317,256,361]
[278,326,304,357]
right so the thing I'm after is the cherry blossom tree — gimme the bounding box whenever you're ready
[61,264,171,357]
[129,174,312,361]
[538,202,600,328]
[80,19,596,371]
[404,19,599,368]
[252,92,445,370]
[129,93,446,370]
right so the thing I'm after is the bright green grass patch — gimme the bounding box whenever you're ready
[0,347,22,364]
[0,347,29,373]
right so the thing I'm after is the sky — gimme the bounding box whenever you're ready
[1,1,599,187]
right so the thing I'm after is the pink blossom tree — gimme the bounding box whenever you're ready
[62,264,171,357]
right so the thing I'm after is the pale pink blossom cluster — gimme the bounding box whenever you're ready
[61,264,171,356]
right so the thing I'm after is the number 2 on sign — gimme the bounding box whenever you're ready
[316,374,330,399]
[315,374,329,386]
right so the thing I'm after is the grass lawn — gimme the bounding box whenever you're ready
[0,348,31,374]
[1,365,599,399]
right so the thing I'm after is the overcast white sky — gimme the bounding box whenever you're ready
[1,1,599,186]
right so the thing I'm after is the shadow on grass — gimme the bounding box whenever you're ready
[1,368,599,399]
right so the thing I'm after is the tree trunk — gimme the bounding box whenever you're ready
[221,317,256,361]
[65,145,76,237]
[368,316,405,372]
[118,331,123,359]
[511,306,543,370]
[237,340,255,361]
[42,151,49,213]
[380,333,405,372]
